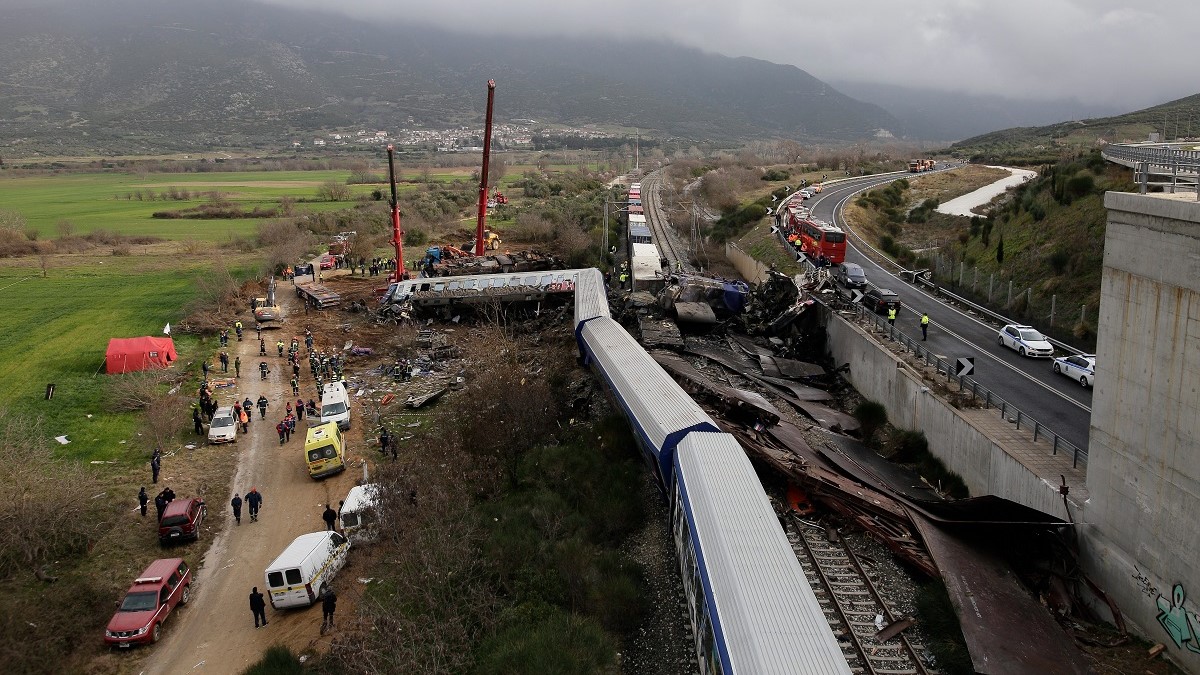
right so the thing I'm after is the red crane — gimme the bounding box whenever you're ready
[474,79,496,257]
[386,144,407,281]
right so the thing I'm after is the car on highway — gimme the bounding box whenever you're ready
[837,262,867,288]
[318,255,335,270]
[158,497,207,545]
[798,189,814,199]
[104,558,192,648]
[207,406,237,445]
[862,287,900,314]
[997,324,1054,358]
[1053,354,1096,387]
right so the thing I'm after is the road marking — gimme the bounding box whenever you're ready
[820,180,1092,414]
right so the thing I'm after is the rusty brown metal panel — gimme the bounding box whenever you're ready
[909,514,1093,675]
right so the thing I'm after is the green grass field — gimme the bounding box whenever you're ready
[0,170,404,240]
[0,259,215,463]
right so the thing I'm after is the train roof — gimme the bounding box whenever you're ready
[578,318,716,478]
[573,268,610,326]
[629,224,652,238]
[628,213,647,224]
[675,433,853,674]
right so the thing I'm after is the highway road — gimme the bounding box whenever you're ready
[799,172,1093,454]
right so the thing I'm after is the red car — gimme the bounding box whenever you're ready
[318,255,335,270]
[158,498,206,545]
[105,558,192,647]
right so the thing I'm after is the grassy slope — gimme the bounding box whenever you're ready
[951,92,1200,162]
[844,156,1127,348]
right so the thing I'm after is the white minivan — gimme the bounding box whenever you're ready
[339,484,380,544]
[264,531,350,609]
[318,381,351,430]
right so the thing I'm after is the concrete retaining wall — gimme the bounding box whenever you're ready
[823,311,1073,521]
[725,242,772,286]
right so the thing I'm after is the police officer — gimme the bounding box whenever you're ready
[920,312,930,340]
[887,306,897,326]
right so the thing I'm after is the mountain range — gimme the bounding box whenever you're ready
[1,0,1171,157]
[0,0,903,155]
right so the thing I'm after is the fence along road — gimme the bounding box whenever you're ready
[793,171,1093,457]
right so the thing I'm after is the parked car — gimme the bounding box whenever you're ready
[1053,354,1096,387]
[158,498,207,545]
[207,406,237,445]
[104,558,192,647]
[318,255,335,270]
[862,287,900,314]
[294,263,314,277]
[997,324,1054,358]
[837,262,867,288]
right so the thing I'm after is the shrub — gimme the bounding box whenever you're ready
[761,168,790,181]
[242,645,304,675]
[1047,248,1070,275]
[853,401,888,446]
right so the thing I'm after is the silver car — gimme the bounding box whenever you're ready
[208,406,238,444]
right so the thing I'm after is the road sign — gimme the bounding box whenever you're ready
[850,290,865,304]
[772,194,778,202]
[955,357,975,377]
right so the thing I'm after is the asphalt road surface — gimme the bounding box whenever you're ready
[800,173,1092,453]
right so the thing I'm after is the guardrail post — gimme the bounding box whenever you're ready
[1001,401,1006,419]
[1015,410,1022,430]
[1033,420,1040,442]
[1053,435,1059,456]
[1050,294,1056,326]
[1140,161,1148,194]
[985,391,991,409]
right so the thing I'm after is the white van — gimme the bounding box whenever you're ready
[264,531,350,609]
[339,484,380,544]
[318,381,351,430]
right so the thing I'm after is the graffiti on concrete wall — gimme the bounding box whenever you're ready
[1133,567,1160,599]
[1156,583,1200,654]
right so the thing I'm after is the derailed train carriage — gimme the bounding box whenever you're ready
[573,268,851,674]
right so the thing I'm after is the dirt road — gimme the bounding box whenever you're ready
[144,294,361,675]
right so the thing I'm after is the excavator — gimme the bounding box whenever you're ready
[252,276,282,325]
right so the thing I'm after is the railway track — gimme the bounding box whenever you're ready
[641,171,690,272]
[787,516,935,675]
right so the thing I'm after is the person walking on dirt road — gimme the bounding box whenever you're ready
[246,488,262,522]
[231,493,243,525]
[257,395,269,419]
[234,356,241,378]
[276,421,286,445]
[259,361,269,380]
[239,408,249,434]
[322,504,337,531]
[249,587,268,628]
[321,588,337,633]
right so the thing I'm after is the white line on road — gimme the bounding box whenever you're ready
[824,182,1092,414]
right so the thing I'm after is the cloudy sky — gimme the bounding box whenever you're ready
[255,0,1195,110]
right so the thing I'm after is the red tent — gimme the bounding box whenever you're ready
[105,337,178,375]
